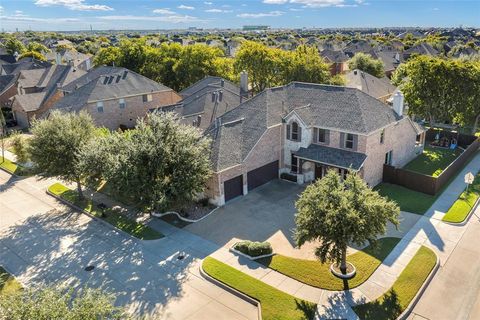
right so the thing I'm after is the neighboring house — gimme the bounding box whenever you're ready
[162,76,245,131]
[374,50,403,77]
[10,65,85,128]
[320,49,349,75]
[204,82,424,206]
[45,49,93,71]
[343,40,377,58]
[403,42,439,60]
[345,69,397,103]
[52,66,181,130]
[0,74,19,108]
[0,57,51,76]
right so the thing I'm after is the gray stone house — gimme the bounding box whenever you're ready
[204,82,425,206]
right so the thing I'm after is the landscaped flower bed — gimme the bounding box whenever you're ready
[231,240,273,259]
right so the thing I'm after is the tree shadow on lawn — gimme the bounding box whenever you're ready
[295,299,319,320]
[352,289,403,320]
[0,208,206,317]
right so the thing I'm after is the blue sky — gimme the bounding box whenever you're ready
[0,1,478,31]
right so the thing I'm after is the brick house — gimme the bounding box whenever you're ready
[52,66,181,130]
[345,69,397,103]
[10,64,85,128]
[204,82,425,206]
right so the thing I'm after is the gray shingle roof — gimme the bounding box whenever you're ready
[0,74,17,95]
[208,82,402,171]
[1,58,51,75]
[53,67,173,112]
[320,49,349,63]
[345,69,396,100]
[294,144,367,171]
[180,76,240,99]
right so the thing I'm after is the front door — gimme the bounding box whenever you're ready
[315,164,325,180]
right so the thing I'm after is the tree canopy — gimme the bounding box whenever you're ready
[18,51,47,61]
[80,112,212,213]
[4,37,26,55]
[28,111,96,199]
[295,170,399,274]
[348,52,385,78]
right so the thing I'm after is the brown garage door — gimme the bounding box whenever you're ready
[224,175,243,202]
[247,161,279,191]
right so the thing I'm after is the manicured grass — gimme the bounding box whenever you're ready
[0,157,31,176]
[375,183,435,215]
[0,266,22,296]
[404,146,462,177]
[352,246,437,320]
[442,173,480,223]
[202,257,317,320]
[48,183,163,240]
[257,237,401,291]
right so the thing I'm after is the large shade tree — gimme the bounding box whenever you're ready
[28,111,96,199]
[80,112,212,213]
[0,286,126,320]
[295,170,399,275]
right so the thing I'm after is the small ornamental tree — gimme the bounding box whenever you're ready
[28,111,96,199]
[0,286,126,320]
[348,52,385,78]
[295,170,399,275]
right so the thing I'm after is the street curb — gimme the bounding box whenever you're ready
[46,189,147,242]
[199,263,262,320]
[396,251,440,320]
[443,195,480,226]
[152,206,220,223]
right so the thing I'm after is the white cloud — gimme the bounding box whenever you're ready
[153,8,176,15]
[433,7,440,11]
[98,14,201,23]
[289,8,303,11]
[205,8,233,13]
[263,0,288,3]
[177,5,195,10]
[290,0,345,8]
[34,0,113,11]
[204,1,213,4]
[237,10,284,18]
[0,14,79,23]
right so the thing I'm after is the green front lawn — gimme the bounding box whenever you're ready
[442,173,480,223]
[352,246,436,320]
[0,157,31,176]
[0,266,22,296]
[202,257,317,320]
[257,237,400,291]
[404,146,462,177]
[48,183,163,240]
[375,183,435,215]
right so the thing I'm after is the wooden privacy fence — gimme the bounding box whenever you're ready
[383,137,480,195]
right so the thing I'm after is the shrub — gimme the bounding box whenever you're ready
[234,240,273,257]
[10,132,29,164]
[198,197,210,207]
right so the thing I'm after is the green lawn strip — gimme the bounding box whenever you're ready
[404,146,462,177]
[0,266,22,296]
[442,173,480,223]
[48,183,163,240]
[0,157,31,176]
[202,257,317,320]
[375,183,435,215]
[352,246,437,320]
[257,237,400,291]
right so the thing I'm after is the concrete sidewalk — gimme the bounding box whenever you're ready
[206,151,480,319]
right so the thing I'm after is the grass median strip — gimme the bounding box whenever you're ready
[202,257,317,320]
[257,237,400,291]
[48,183,163,240]
[0,266,22,296]
[352,246,437,320]
[442,173,480,223]
[0,158,31,176]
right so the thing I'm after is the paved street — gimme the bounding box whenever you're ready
[0,170,257,320]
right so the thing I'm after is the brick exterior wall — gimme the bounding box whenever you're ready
[362,118,420,186]
[84,90,181,130]
[0,84,17,109]
[208,124,282,205]
[12,90,64,128]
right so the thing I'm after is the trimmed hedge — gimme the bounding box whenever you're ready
[234,240,273,257]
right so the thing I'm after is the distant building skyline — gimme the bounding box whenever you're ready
[0,0,478,32]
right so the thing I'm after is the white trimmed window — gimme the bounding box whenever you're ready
[142,94,153,102]
[96,101,104,113]
[119,98,126,109]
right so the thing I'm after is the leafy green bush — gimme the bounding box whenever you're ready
[233,240,272,257]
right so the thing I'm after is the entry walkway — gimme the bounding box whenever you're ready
[206,152,480,319]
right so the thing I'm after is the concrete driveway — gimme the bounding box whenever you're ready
[186,180,422,259]
[0,171,257,320]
